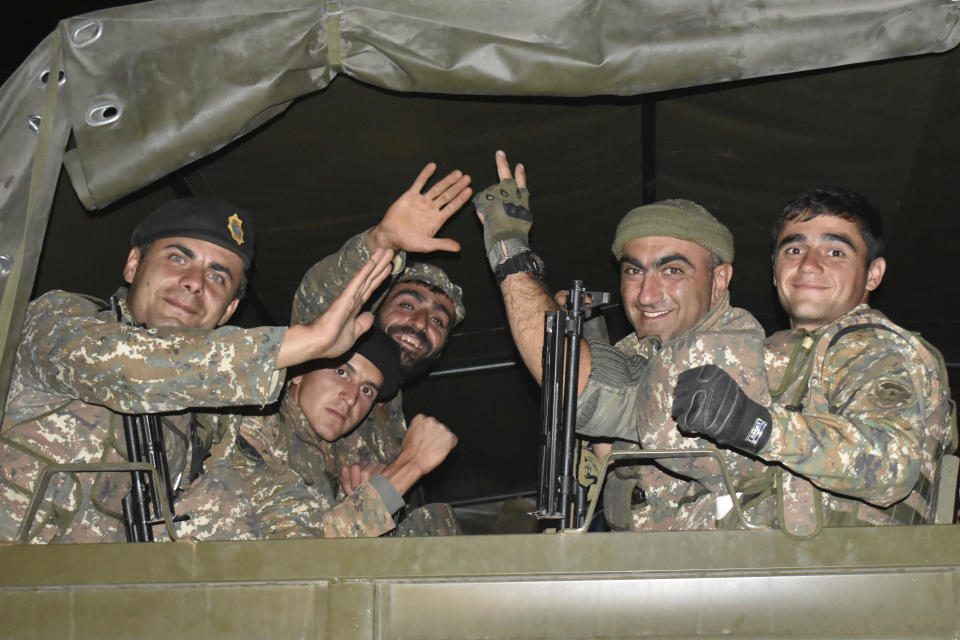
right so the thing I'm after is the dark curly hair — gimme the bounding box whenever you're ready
[772,187,885,266]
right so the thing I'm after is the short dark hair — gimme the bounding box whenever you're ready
[772,187,885,265]
[706,251,727,270]
[137,241,248,300]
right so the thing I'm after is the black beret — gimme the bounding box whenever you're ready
[351,327,404,402]
[131,197,255,267]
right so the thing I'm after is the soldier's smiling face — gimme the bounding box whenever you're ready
[375,282,454,377]
[619,236,732,342]
[773,214,886,331]
[123,236,244,329]
[289,352,384,442]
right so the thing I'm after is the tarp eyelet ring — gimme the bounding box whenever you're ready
[38,68,66,87]
[71,20,103,47]
[27,115,42,133]
[86,103,122,127]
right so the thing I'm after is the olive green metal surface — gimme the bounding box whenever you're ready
[2,526,959,639]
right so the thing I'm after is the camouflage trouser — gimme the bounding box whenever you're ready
[604,471,723,531]
[395,503,460,537]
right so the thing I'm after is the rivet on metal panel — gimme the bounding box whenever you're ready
[71,20,103,47]
[27,115,41,133]
[86,103,122,127]
[0,255,13,278]
[38,68,66,87]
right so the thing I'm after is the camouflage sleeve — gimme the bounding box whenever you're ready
[179,407,399,541]
[17,291,285,414]
[253,471,397,539]
[368,472,405,513]
[576,339,648,440]
[762,329,924,507]
[291,230,406,324]
[176,446,397,540]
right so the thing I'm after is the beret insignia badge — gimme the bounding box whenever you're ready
[227,213,245,245]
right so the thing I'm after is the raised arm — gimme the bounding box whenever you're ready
[475,150,592,390]
[380,414,458,496]
[16,292,287,413]
[293,163,472,324]
[278,250,394,369]
[366,162,472,254]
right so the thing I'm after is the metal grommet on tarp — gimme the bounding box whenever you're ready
[71,20,102,48]
[38,68,66,87]
[85,102,122,127]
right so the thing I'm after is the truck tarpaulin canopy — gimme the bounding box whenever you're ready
[39,0,960,208]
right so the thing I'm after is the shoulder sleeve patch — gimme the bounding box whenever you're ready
[868,379,914,409]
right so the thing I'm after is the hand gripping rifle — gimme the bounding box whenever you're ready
[111,296,179,542]
[532,280,610,530]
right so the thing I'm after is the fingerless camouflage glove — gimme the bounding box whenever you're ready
[473,178,532,271]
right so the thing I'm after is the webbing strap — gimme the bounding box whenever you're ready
[769,333,815,408]
[0,33,64,424]
[888,499,926,526]
[912,331,959,455]
[326,1,343,69]
[776,468,825,538]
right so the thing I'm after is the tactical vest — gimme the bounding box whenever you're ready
[602,307,772,532]
[761,308,957,537]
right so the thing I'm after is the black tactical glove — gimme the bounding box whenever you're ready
[473,178,532,271]
[671,364,773,455]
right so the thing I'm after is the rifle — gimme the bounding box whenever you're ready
[110,296,179,542]
[532,280,610,530]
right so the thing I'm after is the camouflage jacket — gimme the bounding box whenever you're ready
[0,289,285,543]
[589,299,956,534]
[762,304,956,533]
[288,231,460,536]
[578,294,772,531]
[174,391,399,540]
[291,231,408,472]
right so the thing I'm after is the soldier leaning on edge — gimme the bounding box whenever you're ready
[672,187,957,533]
[473,149,769,531]
[290,162,473,536]
[175,325,458,539]
[176,157,478,542]
[474,151,954,532]
[0,197,394,543]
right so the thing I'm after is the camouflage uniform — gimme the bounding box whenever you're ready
[760,304,956,535]
[577,293,772,531]
[293,231,407,471]
[582,299,955,534]
[174,392,400,540]
[0,289,285,543]
[288,230,459,536]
